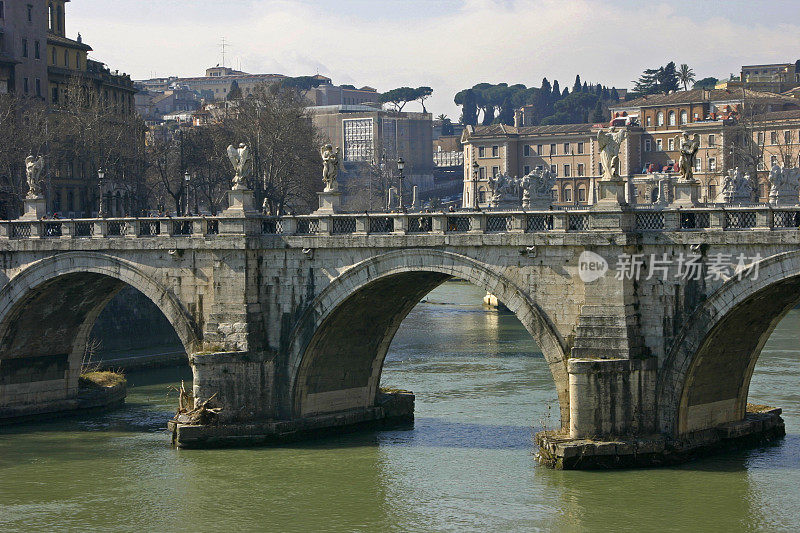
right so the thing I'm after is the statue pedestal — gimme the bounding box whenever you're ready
[592,179,627,211]
[672,180,700,207]
[223,189,257,217]
[769,189,799,206]
[21,197,46,220]
[315,190,342,214]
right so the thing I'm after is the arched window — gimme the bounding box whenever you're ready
[577,186,587,203]
[657,111,664,126]
[668,111,676,126]
[680,110,688,124]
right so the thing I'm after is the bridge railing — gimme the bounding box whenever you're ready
[2,206,800,240]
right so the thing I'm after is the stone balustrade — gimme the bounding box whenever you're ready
[3,205,800,240]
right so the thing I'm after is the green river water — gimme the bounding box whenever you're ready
[1,282,799,532]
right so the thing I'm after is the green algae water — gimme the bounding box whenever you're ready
[1,281,799,532]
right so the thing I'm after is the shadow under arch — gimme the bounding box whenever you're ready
[658,250,800,436]
[0,251,200,371]
[285,248,570,427]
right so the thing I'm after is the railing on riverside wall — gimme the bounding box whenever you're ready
[3,206,800,240]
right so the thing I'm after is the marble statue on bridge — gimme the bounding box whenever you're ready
[677,133,700,182]
[521,167,555,209]
[487,172,518,208]
[25,155,45,199]
[597,127,626,180]
[320,144,341,192]
[718,167,755,204]
[226,143,253,190]
[768,164,800,206]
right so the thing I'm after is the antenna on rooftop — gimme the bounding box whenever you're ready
[220,37,228,68]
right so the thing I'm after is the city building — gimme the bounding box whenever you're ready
[309,105,434,205]
[610,88,800,203]
[0,0,49,95]
[461,122,616,208]
[715,60,800,94]
[136,67,379,108]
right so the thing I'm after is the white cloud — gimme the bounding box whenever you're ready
[70,0,800,118]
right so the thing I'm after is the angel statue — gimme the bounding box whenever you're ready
[677,133,700,182]
[597,127,627,180]
[25,155,45,199]
[226,143,253,190]
[320,144,340,192]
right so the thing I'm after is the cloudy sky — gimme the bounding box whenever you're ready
[69,0,800,118]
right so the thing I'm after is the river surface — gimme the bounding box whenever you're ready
[1,282,799,532]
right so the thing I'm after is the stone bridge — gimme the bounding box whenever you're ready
[0,204,797,468]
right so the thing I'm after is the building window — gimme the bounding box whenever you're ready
[680,110,688,124]
[785,155,792,167]
[492,146,499,157]
[695,159,701,172]
[709,157,716,171]
[770,131,777,144]
[550,164,557,175]
[578,186,586,202]
[0,2,4,19]
[479,167,486,179]
[577,142,584,154]
[550,143,556,155]
[563,186,572,203]
[22,39,28,58]
[523,145,530,157]
[708,182,717,200]
[708,134,715,147]
[668,138,675,151]
[524,165,530,174]
[656,139,663,151]
[75,52,80,69]
[644,139,651,152]
[35,78,41,97]
[27,4,33,22]
[757,132,765,145]
[646,115,652,127]
[564,142,570,154]
[342,118,374,162]
[492,166,500,177]
[23,78,29,94]
[657,112,664,126]
[51,47,56,64]
[771,155,778,167]
[536,144,542,155]
[64,49,68,67]
[785,130,792,144]
[564,164,571,177]
[598,162,603,175]
[51,86,58,103]
[577,163,584,176]
[478,189,486,203]
[34,41,40,59]
[668,111,676,126]
[477,146,485,158]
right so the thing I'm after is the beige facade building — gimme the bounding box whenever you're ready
[461,122,634,208]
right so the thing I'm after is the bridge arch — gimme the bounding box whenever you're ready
[0,252,199,403]
[286,248,570,427]
[658,251,800,436]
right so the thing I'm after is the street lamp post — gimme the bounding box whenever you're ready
[97,168,107,218]
[184,171,191,215]
[397,158,405,211]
